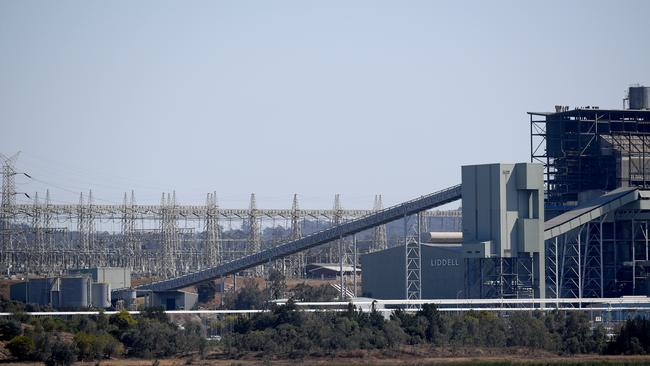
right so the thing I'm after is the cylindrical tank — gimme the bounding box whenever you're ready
[26,278,57,306]
[91,283,111,308]
[60,277,90,308]
[423,232,463,244]
[629,86,650,109]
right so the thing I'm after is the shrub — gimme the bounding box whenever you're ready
[7,335,35,361]
[0,319,22,340]
[45,341,77,366]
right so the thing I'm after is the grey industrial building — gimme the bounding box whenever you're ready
[362,162,544,299]
[9,267,129,308]
[462,162,545,298]
[147,290,198,310]
[68,267,131,289]
[362,243,464,299]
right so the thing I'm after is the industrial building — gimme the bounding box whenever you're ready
[362,242,464,299]
[363,85,650,301]
[68,267,131,289]
[9,267,128,308]
[462,162,545,299]
[305,263,360,280]
[531,86,650,299]
[362,162,544,299]
[147,290,198,310]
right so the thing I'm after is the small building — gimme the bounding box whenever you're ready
[361,243,465,299]
[305,263,360,280]
[67,267,131,289]
[148,290,198,310]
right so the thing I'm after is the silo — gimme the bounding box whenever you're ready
[91,283,111,308]
[26,278,58,306]
[60,277,91,308]
[629,86,650,109]
[9,282,27,302]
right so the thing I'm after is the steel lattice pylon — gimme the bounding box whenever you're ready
[121,191,138,269]
[204,192,221,269]
[161,192,179,278]
[405,212,423,302]
[1,153,19,272]
[373,195,387,252]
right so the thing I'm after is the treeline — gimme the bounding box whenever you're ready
[1,307,205,365]
[224,302,650,357]
[3,296,650,364]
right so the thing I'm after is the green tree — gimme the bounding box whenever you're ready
[223,282,269,310]
[7,335,35,361]
[141,306,170,323]
[45,342,77,366]
[0,319,22,340]
[508,312,550,349]
[607,317,650,354]
[268,269,287,299]
[197,280,219,303]
[109,310,137,331]
[73,332,96,360]
[292,283,338,301]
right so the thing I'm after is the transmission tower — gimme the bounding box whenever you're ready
[204,192,221,268]
[121,191,137,269]
[77,190,96,268]
[248,193,262,275]
[161,192,179,278]
[373,195,388,251]
[286,193,304,277]
[1,153,19,272]
[328,194,343,263]
[44,189,53,272]
[31,192,45,272]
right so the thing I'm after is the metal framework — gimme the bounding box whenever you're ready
[530,108,650,209]
[405,212,423,301]
[373,195,388,251]
[464,257,535,299]
[0,158,460,278]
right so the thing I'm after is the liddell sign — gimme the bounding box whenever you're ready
[430,258,460,267]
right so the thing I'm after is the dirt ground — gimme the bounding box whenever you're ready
[5,347,650,366]
[5,355,650,366]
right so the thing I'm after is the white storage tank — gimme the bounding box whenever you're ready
[629,86,650,110]
[59,277,91,308]
[91,283,111,308]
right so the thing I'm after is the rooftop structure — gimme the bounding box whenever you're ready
[530,99,650,213]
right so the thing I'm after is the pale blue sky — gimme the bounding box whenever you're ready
[1,1,648,208]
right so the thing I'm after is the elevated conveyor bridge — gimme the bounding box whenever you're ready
[543,187,641,240]
[136,185,462,292]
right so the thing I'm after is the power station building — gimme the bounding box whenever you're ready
[364,85,650,301]
[362,243,464,299]
[362,162,545,299]
[530,86,650,298]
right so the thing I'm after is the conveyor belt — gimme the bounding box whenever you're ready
[136,184,462,292]
[543,187,639,240]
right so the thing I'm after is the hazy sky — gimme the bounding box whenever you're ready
[1,1,648,208]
